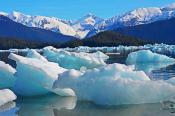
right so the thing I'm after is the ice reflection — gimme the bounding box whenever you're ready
[16,94,77,116]
[53,102,175,116]
[0,102,18,116]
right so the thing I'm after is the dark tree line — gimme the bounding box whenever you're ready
[0,31,151,49]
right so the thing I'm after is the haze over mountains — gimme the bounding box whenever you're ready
[0,2,175,46]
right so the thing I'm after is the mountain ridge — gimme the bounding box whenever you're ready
[1,2,175,39]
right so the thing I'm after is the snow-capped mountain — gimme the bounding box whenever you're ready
[71,13,104,38]
[1,2,175,39]
[104,3,175,29]
[5,11,77,37]
[87,3,175,37]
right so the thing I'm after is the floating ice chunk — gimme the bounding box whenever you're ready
[0,61,16,89]
[0,89,16,106]
[43,48,108,70]
[126,50,175,64]
[8,53,67,96]
[26,49,48,62]
[91,51,109,61]
[53,63,175,105]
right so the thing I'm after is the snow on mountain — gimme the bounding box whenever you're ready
[1,2,175,39]
[162,3,175,11]
[104,3,175,29]
[0,12,8,16]
[7,11,77,37]
[87,3,175,37]
[71,13,104,38]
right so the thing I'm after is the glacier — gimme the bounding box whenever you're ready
[0,61,16,89]
[43,46,108,70]
[0,89,16,106]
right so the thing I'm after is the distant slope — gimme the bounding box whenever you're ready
[0,37,49,49]
[0,15,76,43]
[115,17,175,44]
[61,31,150,47]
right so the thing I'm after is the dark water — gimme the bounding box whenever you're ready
[1,51,175,116]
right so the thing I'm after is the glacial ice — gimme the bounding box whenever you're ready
[26,49,48,62]
[53,63,175,105]
[1,45,175,106]
[8,53,67,96]
[43,47,108,70]
[0,89,16,106]
[0,61,16,89]
[126,50,175,64]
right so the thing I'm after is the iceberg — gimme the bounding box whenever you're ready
[43,47,108,70]
[0,89,16,106]
[126,50,175,64]
[26,49,48,62]
[52,63,175,105]
[8,53,67,96]
[0,61,16,89]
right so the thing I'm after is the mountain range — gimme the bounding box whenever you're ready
[0,2,175,46]
[1,3,175,39]
[0,15,76,43]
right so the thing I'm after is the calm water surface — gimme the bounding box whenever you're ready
[1,51,175,116]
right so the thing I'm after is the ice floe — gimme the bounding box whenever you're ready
[0,89,16,106]
[8,53,66,96]
[126,50,175,64]
[52,63,175,105]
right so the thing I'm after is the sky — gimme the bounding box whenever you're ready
[0,0,175,20]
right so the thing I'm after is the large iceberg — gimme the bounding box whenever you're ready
[52,63,175,105]
[8,53,67,96]
[0,61,16,89]
[43,46,108,70]
[0,89,16,106]
[126,50,175,64]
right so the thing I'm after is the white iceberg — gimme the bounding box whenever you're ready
[0,89,16,106]
[0,61,16,89]
[126,50,175,64]
[43,47,108,70]
[8,53,67,96]
[26,49,48,62]
[52,63,175,105]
